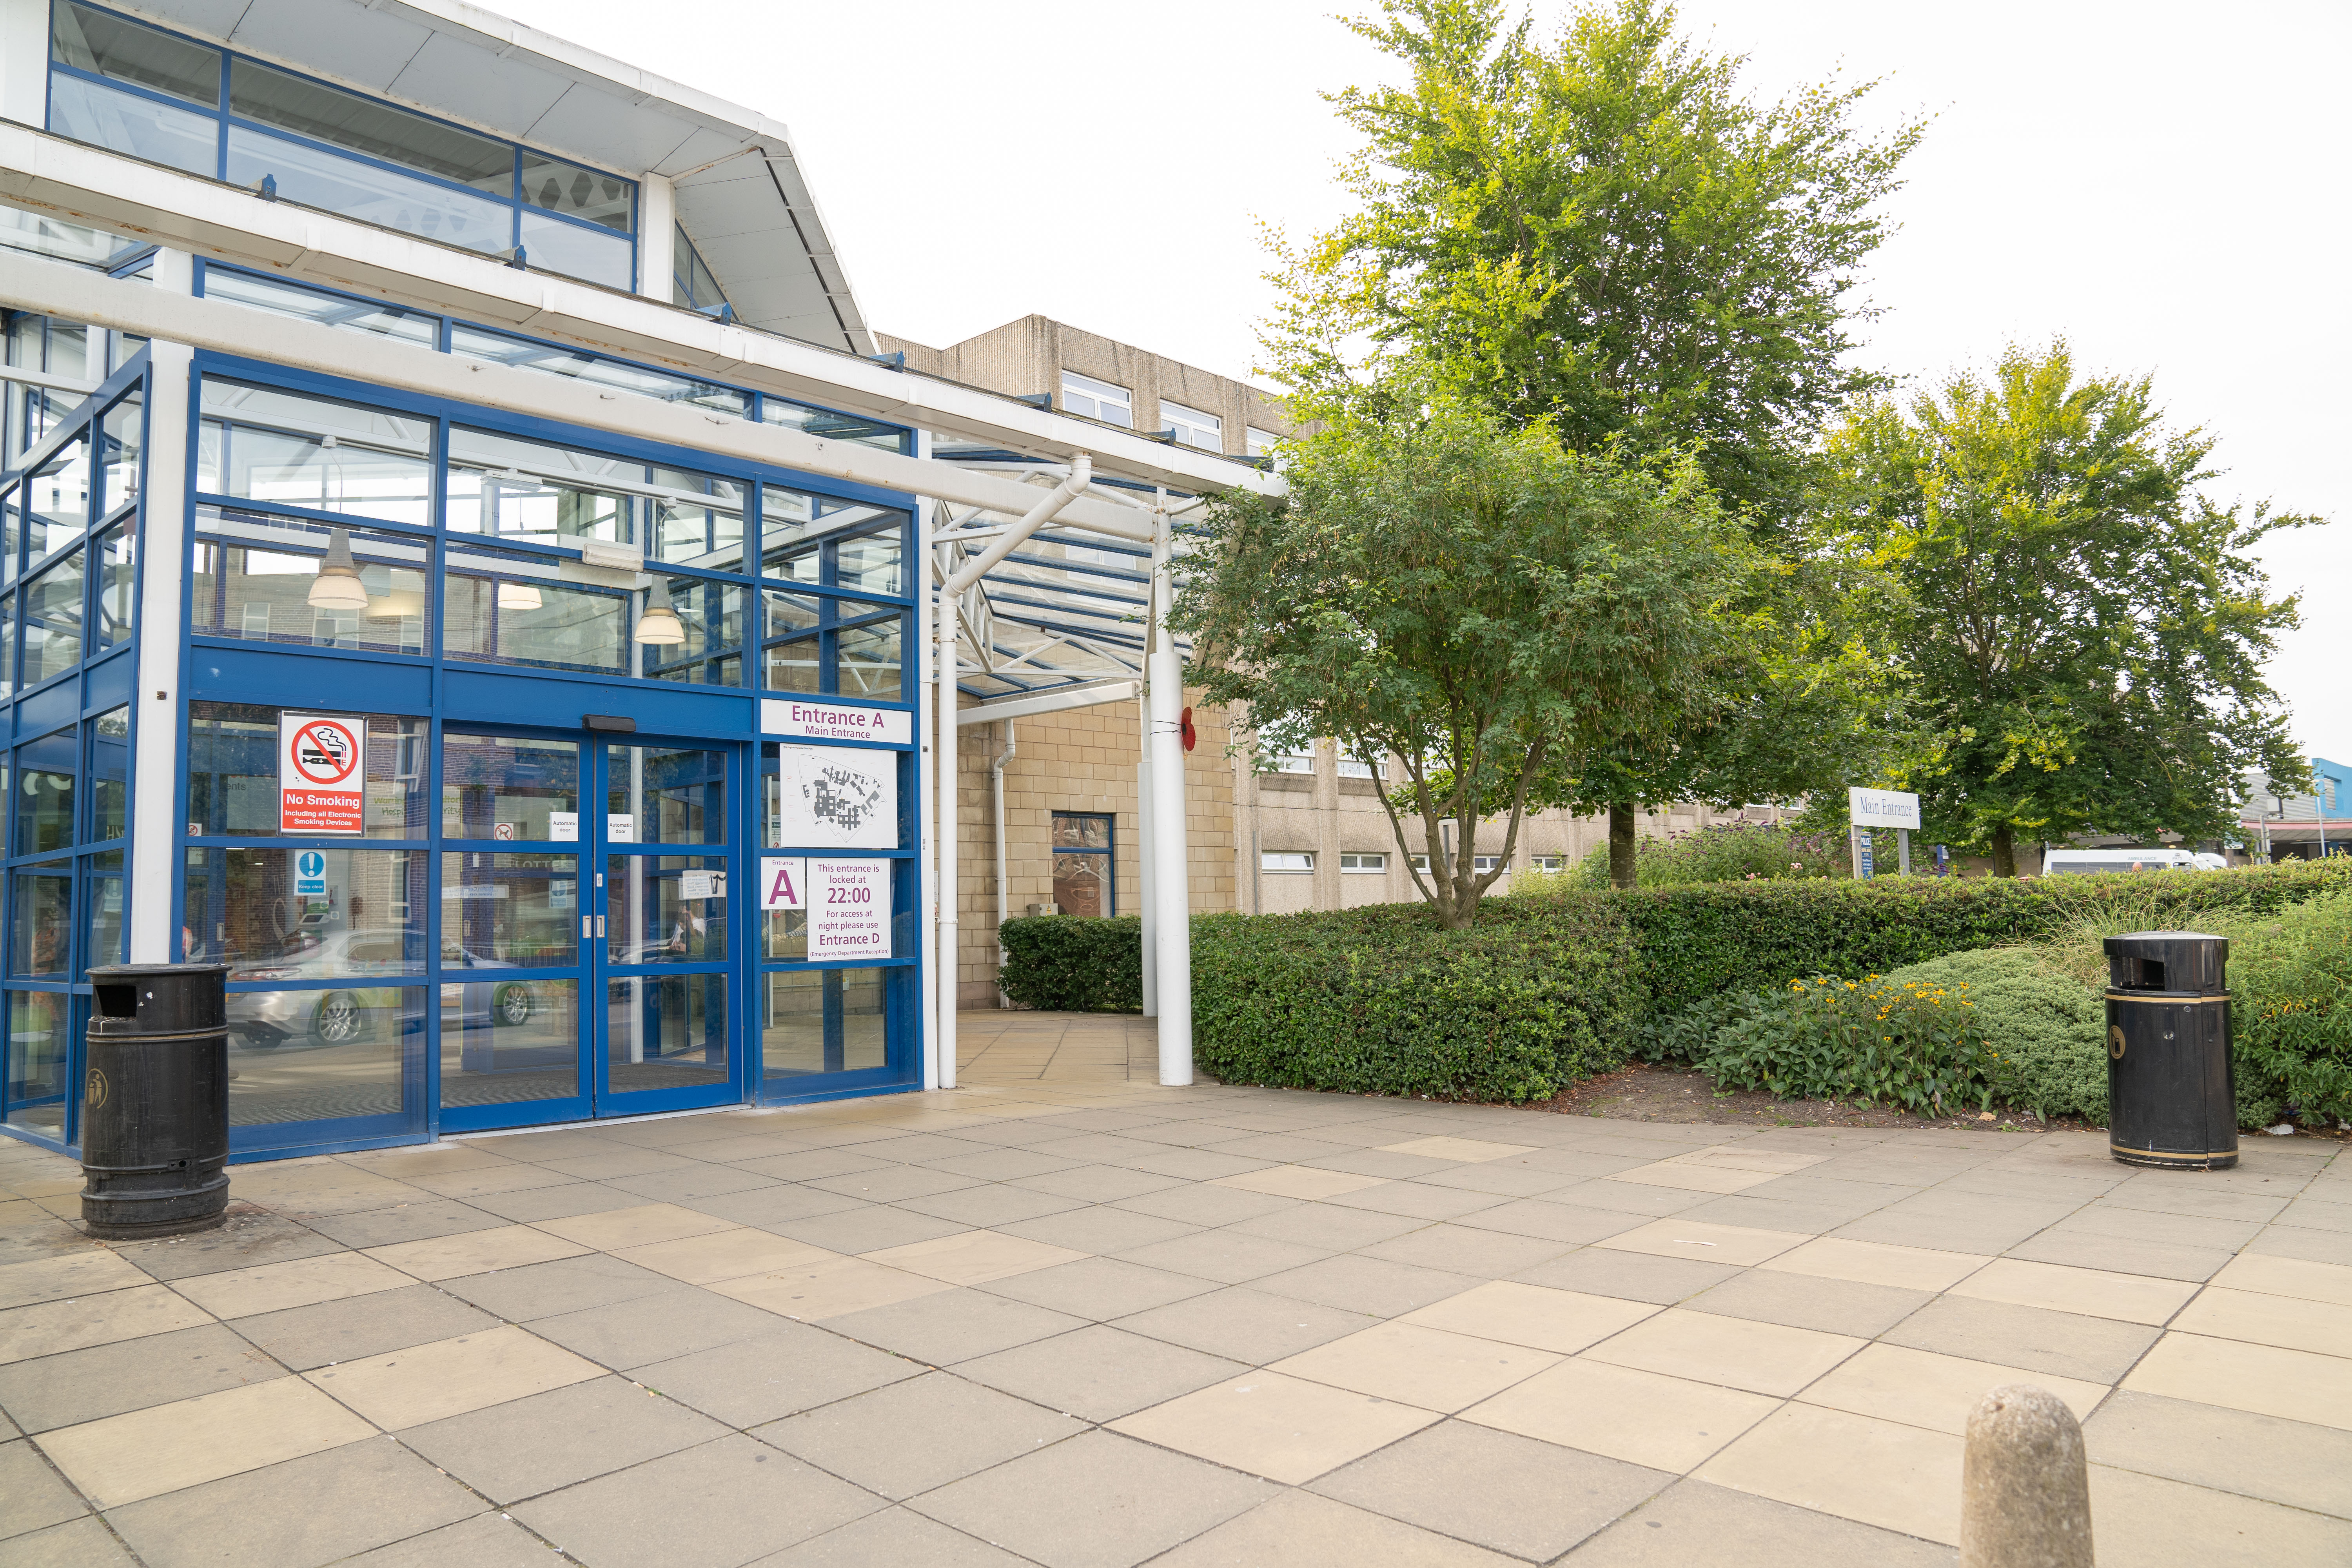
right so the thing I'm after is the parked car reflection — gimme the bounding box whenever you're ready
[226,931,535,1047]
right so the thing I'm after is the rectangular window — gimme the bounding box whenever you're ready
[1474,855,1503,873]
[4,990,71,1136]
[1060,371,1132,428]
[440,734,579,842]
[183,847,427,973]
[446,425,639,549]
[1161,399,1222,451]
[1051,811,1114,915]
[673,224,726,312]
[20,548,83,686]
[1245,426,1285,458]
[53,2,218,108]
[760,485,908,582]
[440,978,580,1110]
[836,608,904,702]
[443,545,630,676]
[1409,855,1430,873]
[98,392,141,517]
[1270,750,1316,774]
[1529,855,1565,873]
[191,509,430,657]
[761,967,891,1081]
[761,398,911,454]
[198,379,434,526]
[641,575,743,689]
[28,439,87,562]
[1339,852,1385,873]
[11,872,72,976]
[15,729,74,857]
[47,4,639,292]
[92,521,133,650]
[1262,852,1314,873]
[186,704,428,841]
[1336,753,1384,779]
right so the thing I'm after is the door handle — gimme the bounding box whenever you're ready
[581,915,592,938]
[595,915,606,938]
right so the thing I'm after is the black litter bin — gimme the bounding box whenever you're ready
[80,963,231,1238]
[2103,932,2236,1170]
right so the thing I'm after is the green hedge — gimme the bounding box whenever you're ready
[998,861,2352,1105]
[1186,904,1641,1102]
[1610,862,2352,1018]
[998,915,1143,1013]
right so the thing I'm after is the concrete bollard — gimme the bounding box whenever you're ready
[1961,1384,2094,1568]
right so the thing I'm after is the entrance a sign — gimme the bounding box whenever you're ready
[810,859,889,957]
[279,713,366,834]
[761,699,911,746]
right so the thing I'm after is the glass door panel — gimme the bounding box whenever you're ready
[593,743,736,1117]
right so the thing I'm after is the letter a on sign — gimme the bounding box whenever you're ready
[760,857,808,911]
[279,712,366,835]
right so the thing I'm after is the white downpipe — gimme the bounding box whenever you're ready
[941,456,1093,598]
[991,720,1015,999]
[1138,690,1156,1016]
[1148,515,1193,1085]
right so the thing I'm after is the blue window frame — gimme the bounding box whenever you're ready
[0,348,147,1156]
[47,1,638,291]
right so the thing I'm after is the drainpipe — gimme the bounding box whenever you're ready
[936,455,1093,1091]
[993,719,1016,1002]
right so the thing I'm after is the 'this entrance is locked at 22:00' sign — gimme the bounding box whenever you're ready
[760,857,891,956]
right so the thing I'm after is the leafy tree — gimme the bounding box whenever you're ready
[1829,343,2313,875]
[1174,386,1775,927]
[1265,0,1922,534]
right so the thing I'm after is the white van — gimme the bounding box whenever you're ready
[2041,848,2206,875]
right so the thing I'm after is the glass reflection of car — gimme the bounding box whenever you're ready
[228,932,534,1047]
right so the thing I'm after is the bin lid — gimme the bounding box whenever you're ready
[2103,931,2228,993]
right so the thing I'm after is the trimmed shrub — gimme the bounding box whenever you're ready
[1189,903,1641,1102]
[1884,949,2107,1120]
[999,915,1143,1013]
[2219,893,2352,1129]
[1000,862,2352,1111]
[1569,861,2352,1021]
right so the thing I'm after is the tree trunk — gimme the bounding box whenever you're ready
[1991,824,2017,878]
[1609,803,1637,889]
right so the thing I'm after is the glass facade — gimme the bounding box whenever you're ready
[49,2,637,290]
[162,356,917,1156]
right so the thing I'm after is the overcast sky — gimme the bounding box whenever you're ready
[507,0,2349,755]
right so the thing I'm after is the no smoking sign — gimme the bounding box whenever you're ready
[279,712,367,835]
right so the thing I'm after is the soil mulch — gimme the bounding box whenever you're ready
[1536,1062,2352,1144]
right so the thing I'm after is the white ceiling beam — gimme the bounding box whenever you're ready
[955,680,1142,723]
[0,250,1176,544]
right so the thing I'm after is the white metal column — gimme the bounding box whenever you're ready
[127,250,193,964]
[1147,517,1192,1084]
[915,475,940,1091]
[934,539,958,1090]
[1138,690,1156,1017]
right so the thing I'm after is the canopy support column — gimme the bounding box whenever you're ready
[1138,689,1156,1017]
[1147,512,1192,1085]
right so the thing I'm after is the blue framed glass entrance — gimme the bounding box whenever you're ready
[161,354,922,1161]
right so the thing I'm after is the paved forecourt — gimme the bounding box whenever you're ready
[0,1013,2346,1567]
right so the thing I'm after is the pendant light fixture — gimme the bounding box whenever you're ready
[306,527,369,611]
[496,580,543,611]
[633,576,685,645]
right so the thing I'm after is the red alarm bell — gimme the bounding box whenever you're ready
[1180,707,1197,752]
